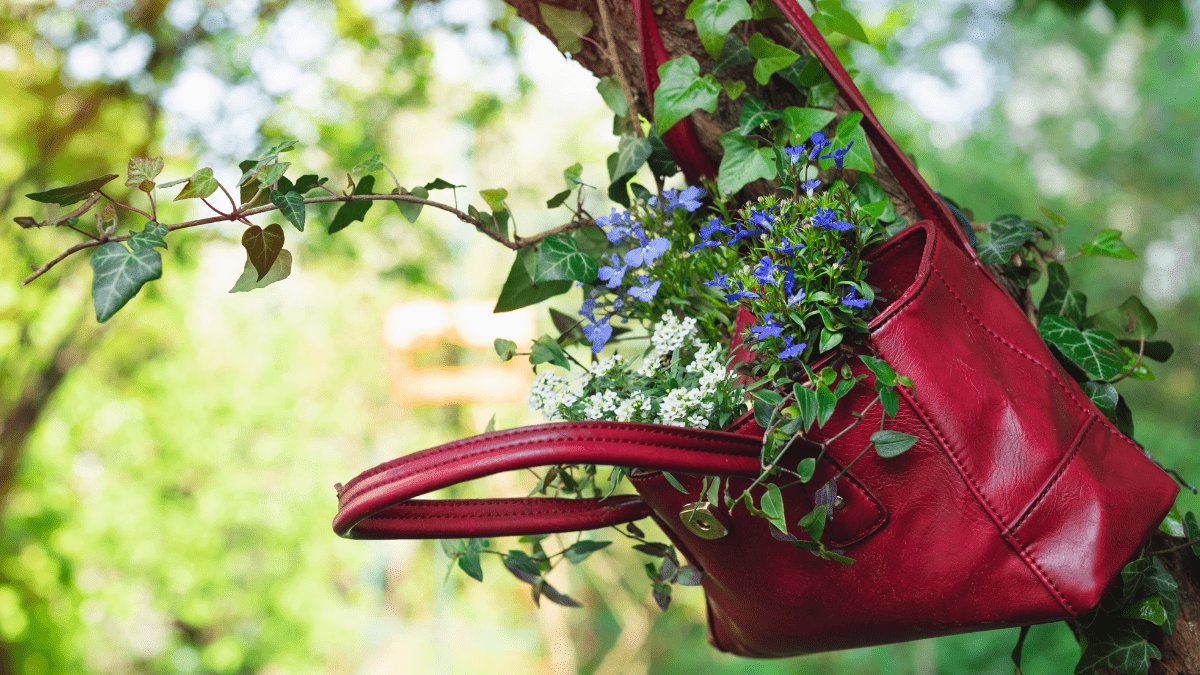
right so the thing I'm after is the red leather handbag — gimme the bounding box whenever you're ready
[333,0,1179,657]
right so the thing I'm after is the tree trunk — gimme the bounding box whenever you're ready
[500,1,1199,669]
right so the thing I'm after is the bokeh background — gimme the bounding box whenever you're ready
[0,0,1197,672]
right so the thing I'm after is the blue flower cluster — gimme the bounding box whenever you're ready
[579,185,708,353]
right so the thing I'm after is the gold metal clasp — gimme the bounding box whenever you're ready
[679,502,730,539]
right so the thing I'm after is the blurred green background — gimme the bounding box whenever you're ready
[0,0,1196,672]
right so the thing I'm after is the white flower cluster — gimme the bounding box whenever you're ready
[527,314,736,429]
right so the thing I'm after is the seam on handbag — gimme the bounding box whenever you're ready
[1009,416,1096,534]
[366,501,641,521]
[865,227,938,333]
[897,386,1078,616]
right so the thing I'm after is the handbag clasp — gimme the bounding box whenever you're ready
[680,502,730,539]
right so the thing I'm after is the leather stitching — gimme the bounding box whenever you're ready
[366,501,644,521]
[897,386,1077,615]
[1009,416,1096,534]
[865,225,938,333]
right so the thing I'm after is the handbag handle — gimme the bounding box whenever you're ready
[333,421,807,539]
[633,0,975,256]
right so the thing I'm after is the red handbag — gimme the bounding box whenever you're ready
[333,0,1179,657]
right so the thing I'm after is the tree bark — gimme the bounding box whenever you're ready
[501,1,1199,670]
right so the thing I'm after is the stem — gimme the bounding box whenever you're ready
[831,440,875,482]
[97,190,151,220]
[595,0,643,138]
[149,190,157,222]
[1109,338,1145,384]
[1149,537,1200,556]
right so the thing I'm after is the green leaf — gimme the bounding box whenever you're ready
[796,457,816,482]
[872,430,917,458]
[613,135,653,181]
[977,214,1036,264]
[494,338,517,361]
[724,80,746,99]
[395,186,428,223]
[483,414,496,433]
[292,175,328,194]
[127,221,168,251]
[241,223,285,281]
[1081,229,1137,259]
[424,178,464,191]
[27,174,119,206]
[563,162,585,188]
[270,190,306,232]
[545,190,571,209]
[646,133,679,178]
[1038,262,1087,326]
[797,505,827,541]
[661,471,690,494]
[173,167,219,201]
[257,162,289,188]
[834,111,863,139]
[1038,315,1125,380]
[793,384,818,430]
[1120,596,1168,625]
[503,550,542,580]
[328,175,375,234]
[538,3,593,54]
[837,125,874,172]
[493,248,572,313]
[716,130,776,195]
[761,484,786,532]
[480,187,508,212]
[259,139,297,157]
[564,540,611,564]
[1159,505,1185,538]
[753,399,774,428]
[859,355,897,386]
[1089,296,1158,341]
[457,551,483,582]
[815,381,837,428]
[675,566,703,586]
[753,389,784,407]
[596,76,629,117]
[89,241,162,322]
[782,107,837,144]
[125,156,164,192]
[535,234,599,283]
[1185,512,1200,561]
[713,34,754,74]
[1082,381,1119,422]
[818,328,842,353]
[685,0,752,57]
[352,153,384,174]
[653,56,721,136]
[230,249,292,293]
[1123,340,1173,363]
[748,32,799,85]
[737,94,784,135]
[812,0,871,44]
[879,386,899,418]
[530,335,570,369]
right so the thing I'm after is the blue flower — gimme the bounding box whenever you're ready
[749,313,783,341]
[666,185,706,212]
[723,282,761,302]
[579,296,598,322]
[629,275,661,302]
[753,256,779,286]
[699,217,732,240]
[801,178,821,195]
[813,207,854,232]
[583,318,613,354]
[703,272,730,289]
[597,254,628,288]
[784,145,806,164]
[808,132,832,160]
[625,237,670,267]
[821,142,854,169]
[778,335,807,359]
[688,240,722,252]
[771,238,802,255]
[748,209,776,230]
[786,287,806,306]
[728,227,759,246]
[841,287,871,309]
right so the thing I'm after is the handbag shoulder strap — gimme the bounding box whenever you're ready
[333,420,795,539]
[634,0,975,256]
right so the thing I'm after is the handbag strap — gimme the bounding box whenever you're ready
[333,421,802,539]
[634,0,975,256]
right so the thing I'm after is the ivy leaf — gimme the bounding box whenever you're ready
[394,186,428,223]
[530,335,570,369]
[1039,315,1125,380]
[713,34,754,74]
[241,223,285,281]
[27,174,119,206]
[494,338,517,361]
[89,241,162,322]
[836,125,874,172]
[538,3,593,54]
[835,111,863,139]
[1089,296,1158,341]
[352,153,384,174]
[811,0,871,44]
[1185,512,1200,561]
[229,249,292,293]
[173,167,219,201]
[328,175,375,234]
[535,234,599,283]
[493,248,571,313]
[737,94,784,135]
[748,33,799,85]
[782,107,837,144]
[646,133,679,178]
[270,190,306,232]
[976,214,1036,264]
[724,80,746,99]
[291,174,327,194]
[1075,623,1160,675]
[424,178,464,191]
[127,221,168,251]
[125,156,164,192]
[761,484,787,533]
[1158,505,1185,538]
[596,76,629,117]
[1038,262,1087,326]
[237,160,267,207]
[613,135,653,182]
[563,540,611,564]
[563,162,585,188]
[685,0,752,57]
[1081,229,1137,259]
[480,187,508,212]
[1082,381,1119,421]
[717,130,776,195]
[872,430,918,457]
[1120,596,1168,625]
[653,56,721,136]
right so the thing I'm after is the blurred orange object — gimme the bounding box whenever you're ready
[382,300,537,405]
